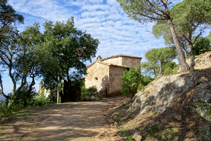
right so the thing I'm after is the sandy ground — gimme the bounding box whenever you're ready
[0,96,129,141]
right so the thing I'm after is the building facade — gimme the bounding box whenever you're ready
[85,54,142,96]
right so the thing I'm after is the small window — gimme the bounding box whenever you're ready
[94,77,98,80]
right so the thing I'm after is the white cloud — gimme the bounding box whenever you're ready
[6,0,211,93]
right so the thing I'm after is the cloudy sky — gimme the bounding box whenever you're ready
[1,0,211,97]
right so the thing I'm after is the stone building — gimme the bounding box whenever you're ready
[85,54,142,96]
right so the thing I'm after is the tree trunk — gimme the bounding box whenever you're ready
[184,49,188,60]
[24,76,35,107]
[189,44,193,54]
[168,19,189,71]
[153,69,157,77]
[9,67,16,95]
[159,61,163,74]
[0,74,10,99]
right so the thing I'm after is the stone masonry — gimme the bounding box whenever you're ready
[85,55,142,96]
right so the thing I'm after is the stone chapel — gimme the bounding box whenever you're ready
[85,54,142,96]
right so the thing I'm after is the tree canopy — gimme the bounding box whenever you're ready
[145,47,177,74]
[117,0,211,71]
[21,18,99,101]
[152,0,211,57]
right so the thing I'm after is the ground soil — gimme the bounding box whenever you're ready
[0,96,129,141]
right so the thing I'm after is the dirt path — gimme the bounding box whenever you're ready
[0,96,128,141]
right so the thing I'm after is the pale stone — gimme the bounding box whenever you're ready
[199,77,208,82]
[127,51,211,118]
[85,55,142,96]
[132,132,142,141]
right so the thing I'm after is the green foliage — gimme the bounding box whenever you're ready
[163,67,173,76]
[81,86,87,100]
[145,47,177,64]
[141,61,159,77]
[29,94,53,107]
[120,130,133,141]
[0,0,24,32]
[152,0,211,56]
[143,75,154,85]
[137,75,154,91]
[145,47,177,75]
[162,61,178,76]
[192,37,211,56]
[137,84,145,91]
[36,17,100,87]
[81,86,98,100]
[116,0,174,23]
[148,124,161,136]
[121,67,142,97]
[6,86,37,107]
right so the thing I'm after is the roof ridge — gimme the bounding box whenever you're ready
[86,54,142,68]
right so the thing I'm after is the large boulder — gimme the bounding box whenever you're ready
[129,51,211,121]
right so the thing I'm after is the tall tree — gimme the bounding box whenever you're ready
[0,26,20,96]
[145,47,177,74]
[117,0,211,71]
[0,0,24,99]
[26,18,99,101]
[152,0,211,57]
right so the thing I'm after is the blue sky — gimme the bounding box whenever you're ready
[1,0,211,99]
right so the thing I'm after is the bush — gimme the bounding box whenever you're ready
[122,67,143,97]
[81,86,98,100]
[137,84,145,91]
[192,37,211,56]
[163,67,172,75]
[29,94,53,107]
[6,86,37,107]
[137,75,154,91]
[162,61,178,76]
[142,75,154,85]
[81,86,87,100]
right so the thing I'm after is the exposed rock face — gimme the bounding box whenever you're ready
[129,51,211,122]
[184,51,211,70]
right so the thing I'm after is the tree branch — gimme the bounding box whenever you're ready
[146,0,169,18]
[179,32,193,45]
[0,73,10,99]
[193,31,203,44]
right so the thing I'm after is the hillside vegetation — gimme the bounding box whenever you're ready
[109,51,211,141]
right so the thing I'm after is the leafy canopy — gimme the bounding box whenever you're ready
[145,47,177,64]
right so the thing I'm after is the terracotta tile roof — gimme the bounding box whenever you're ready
[86,54,142,68]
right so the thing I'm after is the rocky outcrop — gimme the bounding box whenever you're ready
[129,51,211,121]
[184,51,211,70]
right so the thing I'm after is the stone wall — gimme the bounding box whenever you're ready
[108,65,128,95]
[102,57,122,66]
[122,57,141,69]
[85,62,109,92]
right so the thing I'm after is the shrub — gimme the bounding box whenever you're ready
[6,86,37,107]
[164,67,172,75]
[29,94,53,107]
[122,67,143,97]
[137,84,145,91]
[192,37,211,56]
[81,86,98,100]
[142,75,154,85]
[162,61,178,76]
[81,86,87,100]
